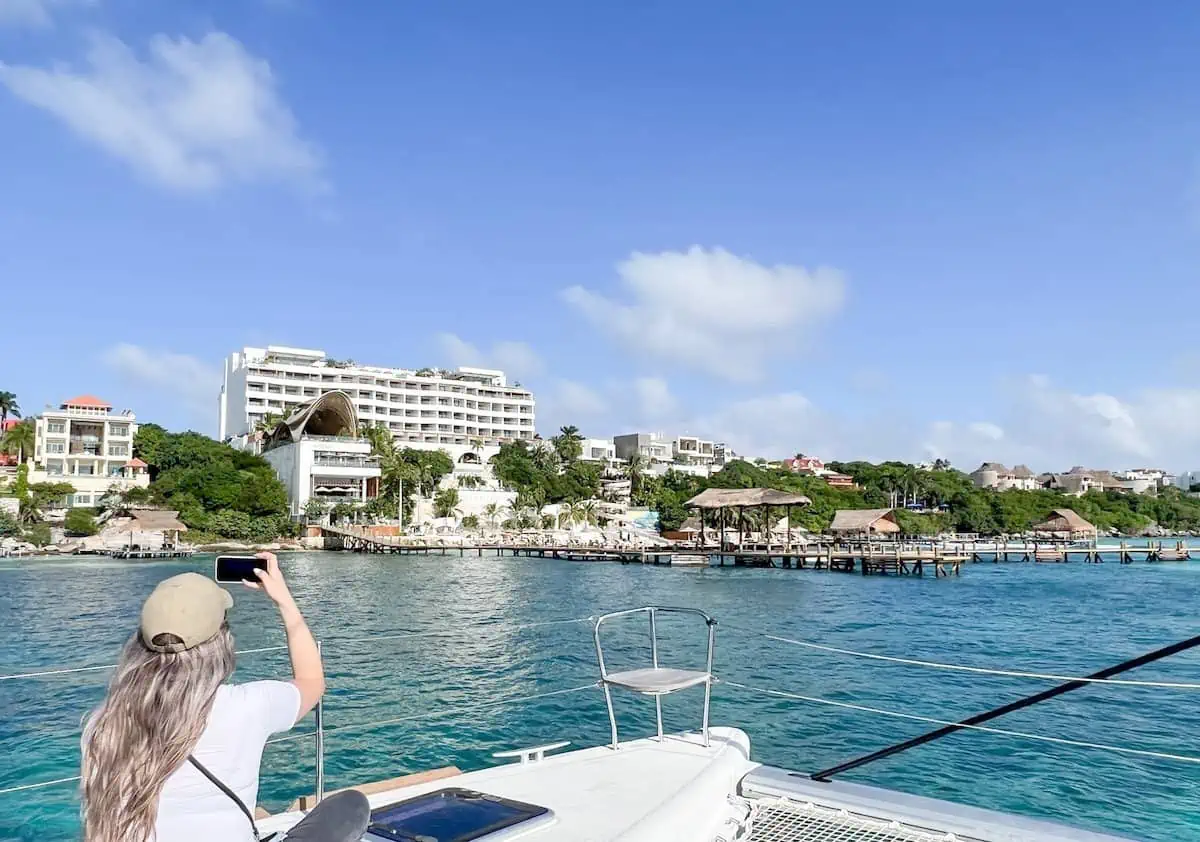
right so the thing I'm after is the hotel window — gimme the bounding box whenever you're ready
[46,441,65,454]
[109,423,129,437]
[73,494,91,506]
[47,421,66,433]
[108,444,128,457]
[109,464,124,476]
[45,460,63,475]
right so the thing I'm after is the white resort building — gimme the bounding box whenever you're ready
[29,395,150,508]
[218,345,536,447]
[221,348,533,522]
[259,392,382,518]
[970,462,1039,491]
[612,432,716,477]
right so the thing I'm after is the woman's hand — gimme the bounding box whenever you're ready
[244,552,295,609]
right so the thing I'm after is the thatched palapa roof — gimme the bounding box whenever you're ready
[828,508,900,534]
[121,510,188,532]
[1032,509,1096,535]
[677,516,703,533]
[685,488,812,509]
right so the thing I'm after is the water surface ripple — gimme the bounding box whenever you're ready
[2,552,1198,840]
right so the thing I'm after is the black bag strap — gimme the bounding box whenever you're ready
[187,755,276,842]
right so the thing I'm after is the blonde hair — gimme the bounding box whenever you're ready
[81,625,236,842]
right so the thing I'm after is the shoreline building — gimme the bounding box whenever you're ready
[970,463,1039,491]
[781,454,857,489]
[219,346,536,447]
[259,392,381,518]
[613,432,716,477]
[221,346,532,521]
[28,395,150,508]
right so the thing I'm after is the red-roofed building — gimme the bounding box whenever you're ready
[782,455,825,474]
[29,396,148,507]
[61,395,113,411]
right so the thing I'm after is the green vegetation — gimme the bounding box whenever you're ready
[24,523,51,547]
[629,458,1200,536]
[1,419,34,463]
[0,391,20,424]
[0,510,18,537]
[433,487,461,519]
[64,508,98,536]
[552,425,584,464]
[461,514,480,530]
[490,440,601,510]
[254,412,285,434]
[361,426,455,520]
[304,497,327,523]
[133,424,295,542]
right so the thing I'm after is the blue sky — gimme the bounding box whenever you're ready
[3,0,1200,471]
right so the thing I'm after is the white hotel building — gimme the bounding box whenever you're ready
[30,395,150,508]
[218,346,536,446]
[219,346,535,521]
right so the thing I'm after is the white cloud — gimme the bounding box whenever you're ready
[919,377,1200,471]
[102,343,219,429]
[0,0,90,28]
[633,377,676,419]
[0,32,323,192]
[563,246,845,381]
[436,333,543,380]
[549,380,608,419]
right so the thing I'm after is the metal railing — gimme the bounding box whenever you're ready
[593,606,717,749]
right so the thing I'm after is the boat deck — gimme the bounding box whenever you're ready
[259,728,753,842]
[257,728,1135,842]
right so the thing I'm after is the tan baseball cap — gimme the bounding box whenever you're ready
[140,572,233,653]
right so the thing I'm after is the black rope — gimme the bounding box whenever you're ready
[810,632,1200,781]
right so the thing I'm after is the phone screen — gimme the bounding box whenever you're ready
[214,555,266,583]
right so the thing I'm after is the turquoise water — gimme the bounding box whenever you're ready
[3,552,1200,841]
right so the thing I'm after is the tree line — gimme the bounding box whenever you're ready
[631,458,1200,535]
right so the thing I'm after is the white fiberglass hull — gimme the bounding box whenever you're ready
[257,727,1136,842]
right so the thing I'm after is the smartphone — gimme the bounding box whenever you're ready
[214,555,267,583]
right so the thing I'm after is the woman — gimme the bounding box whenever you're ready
[81,553,369,842]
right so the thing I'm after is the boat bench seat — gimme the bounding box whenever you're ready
[603,667,711,695]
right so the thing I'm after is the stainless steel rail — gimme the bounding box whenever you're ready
[593,606,717,749]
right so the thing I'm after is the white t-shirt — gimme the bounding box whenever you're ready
[153,680,301,842]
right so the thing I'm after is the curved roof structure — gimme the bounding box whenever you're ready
[265,390,358,448]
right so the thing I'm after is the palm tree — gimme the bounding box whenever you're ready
[0,392,20,425]
[1,419,34,464]
[483,502,501,528]
[255,412,284,434]
[625,454,645,500]
[578,499,599,527]
[433,487,462,519]
[553,425,584,464]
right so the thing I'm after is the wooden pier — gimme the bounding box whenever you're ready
[109,547,196,560]
[960,540,1193,564]
[320,527,963,576]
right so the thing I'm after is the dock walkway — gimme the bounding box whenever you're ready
[319,527,963,576]
[109,547,196,560]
